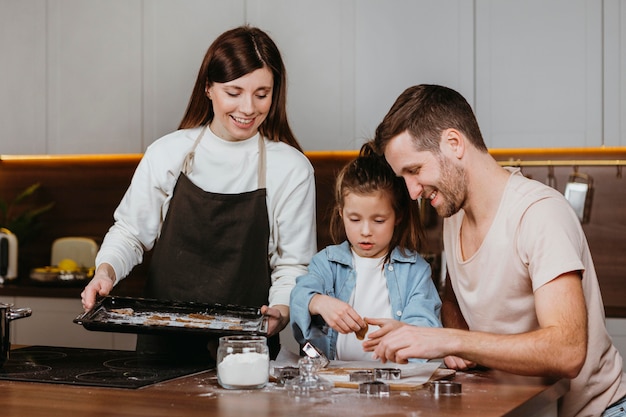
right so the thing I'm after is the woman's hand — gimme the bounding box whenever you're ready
[308,294,367,336]
[261,304,290,336]
[81,263,116,311]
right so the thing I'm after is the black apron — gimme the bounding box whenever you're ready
[138,125,279,361]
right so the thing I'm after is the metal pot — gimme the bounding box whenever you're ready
[0,303,32,367]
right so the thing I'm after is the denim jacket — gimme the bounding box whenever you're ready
[289,241,442,359]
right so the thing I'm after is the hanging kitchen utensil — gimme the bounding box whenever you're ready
[563,169,593,224]
[545,166,557,189]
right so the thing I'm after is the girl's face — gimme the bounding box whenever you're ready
[341,190,398,258]
[207,67,273,142]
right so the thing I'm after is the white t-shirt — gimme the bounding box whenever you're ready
[444,168,626,417]
[336,251,392,361]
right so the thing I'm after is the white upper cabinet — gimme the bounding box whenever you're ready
[46,0,143,154]
[247,0,474,151]
[142,0,244,151]
[603,0,626,147]
[353,1,474,149]
[475,0,604,148]
[0,1,623,153]
[0,0,47,154]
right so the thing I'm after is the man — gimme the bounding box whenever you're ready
[363,84,626,417]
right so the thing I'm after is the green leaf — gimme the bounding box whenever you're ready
[12,183,42,205]
[0,183,54,245]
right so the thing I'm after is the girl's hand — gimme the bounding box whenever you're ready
[260,304,289,336]
[309,294,367,335]
[81,263,116,311]
[361,318,406,351]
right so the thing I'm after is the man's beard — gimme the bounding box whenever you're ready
[432,155,467,218]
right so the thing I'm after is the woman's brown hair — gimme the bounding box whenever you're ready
[178,25,302,152]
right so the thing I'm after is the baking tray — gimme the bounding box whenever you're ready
[74,296,268,336]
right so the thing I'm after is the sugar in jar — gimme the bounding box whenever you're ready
[217,335,269,389]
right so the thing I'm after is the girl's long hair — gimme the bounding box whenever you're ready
[330,142,425,264]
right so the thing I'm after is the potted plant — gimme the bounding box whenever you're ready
[0,183,54,246]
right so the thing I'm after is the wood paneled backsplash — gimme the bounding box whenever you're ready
[1,148,625,315]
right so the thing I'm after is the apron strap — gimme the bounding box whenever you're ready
[182,125,208,176]
[257,136,266,189]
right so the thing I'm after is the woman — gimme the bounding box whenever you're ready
[81,25,317,360]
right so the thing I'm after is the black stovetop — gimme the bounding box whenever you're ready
[0,346,212,389]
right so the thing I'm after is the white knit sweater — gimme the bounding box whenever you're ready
[96,126,317,307]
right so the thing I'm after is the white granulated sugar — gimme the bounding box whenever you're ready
[218,352,269,387]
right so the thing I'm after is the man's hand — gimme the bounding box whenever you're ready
[361,318,405,351]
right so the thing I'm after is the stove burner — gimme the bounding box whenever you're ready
[103,357,172,371]
[76,370,158,383]
[9,350,68,362]
[0,363,52,375]
[0,346,212,389]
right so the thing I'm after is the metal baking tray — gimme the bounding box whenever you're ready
[74,296,268,336]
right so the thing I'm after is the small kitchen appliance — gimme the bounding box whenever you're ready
[0,228,18,283]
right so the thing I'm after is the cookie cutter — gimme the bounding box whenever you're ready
[359,381,390,396]
[429,380,462,396]
[349,370,375,383]
[374,368,401,380]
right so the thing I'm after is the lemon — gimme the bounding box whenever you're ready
[58,258,79,272]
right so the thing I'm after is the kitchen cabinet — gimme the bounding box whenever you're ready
[1,295,136,350]
[607,318,626,372]
[249,0,473,150]
[603,0,626,147]
[1,1,624,152]
[0,1,474,153]
[0,0,47,154]
[0,0,245,154]
[141,0,244,151]
[475,0,603,148]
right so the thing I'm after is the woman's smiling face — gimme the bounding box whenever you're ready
[207,67,273,142]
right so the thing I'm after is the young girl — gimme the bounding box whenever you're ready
[290,142,441,361]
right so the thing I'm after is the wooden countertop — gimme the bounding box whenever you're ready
[0,365,568,417]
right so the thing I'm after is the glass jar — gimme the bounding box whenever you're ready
[217,335,269,389]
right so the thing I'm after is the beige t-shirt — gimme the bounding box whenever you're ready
[444,168,626,417]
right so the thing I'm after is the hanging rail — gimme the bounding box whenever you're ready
[498,159,626,167]
[489,146,626,168]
